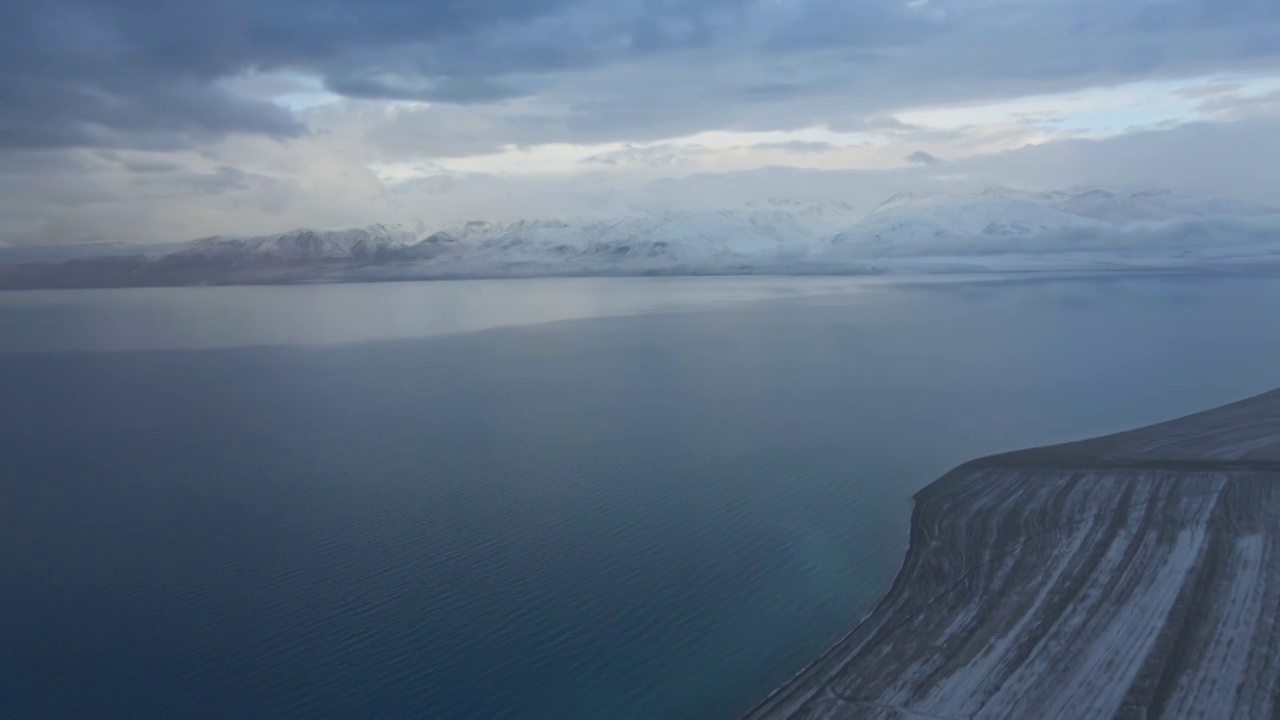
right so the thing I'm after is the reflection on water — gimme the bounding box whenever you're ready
[2,273,1280,719]
[0,276,875,353]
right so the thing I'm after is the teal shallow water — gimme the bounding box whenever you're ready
[3,274,1280,718]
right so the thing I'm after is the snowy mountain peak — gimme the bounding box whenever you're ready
[166,185,1280,275]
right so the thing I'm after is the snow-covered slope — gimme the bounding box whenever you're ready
[746,388,1280,720]
[178,202,865,268]
[186,222,430,261]
[182,187,1278,273]
[13,184,1280,290]
[825,187,1280,261]
[30,186,1274,290]
[1056,187,1274,222]
[455,205,862,262]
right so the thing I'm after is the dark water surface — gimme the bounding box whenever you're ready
[4,274,1280,719]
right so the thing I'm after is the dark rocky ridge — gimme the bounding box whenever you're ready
[747,388,1280,719]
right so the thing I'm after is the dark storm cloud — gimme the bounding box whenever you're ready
[0,0,758,150]
[0,0,559,149]
[4,0,1280,155]
[0,1,304,150]
[760,0,941,52]
[362,0,1280,159]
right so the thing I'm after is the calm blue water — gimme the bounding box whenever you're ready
[4,274,1280,719]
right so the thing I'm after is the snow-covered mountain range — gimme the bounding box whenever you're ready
[185,187,1280,267]
[5,187,1280,288]
[826,187,1280,261]
[185,222,431,261]
[180,200,865,267]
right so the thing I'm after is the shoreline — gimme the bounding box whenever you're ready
[3,257,1279,293]
[746,388,1280,718]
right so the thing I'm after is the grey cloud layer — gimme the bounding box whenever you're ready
[5,0,1280,153]
[6,110,1279,249]
[1,0,760,149]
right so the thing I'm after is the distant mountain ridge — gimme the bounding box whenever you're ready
[868,186,1272,222]
[3,187,1279,289]
[824,186,1280,261]
[185,222,431,261]
[180,202,865,264]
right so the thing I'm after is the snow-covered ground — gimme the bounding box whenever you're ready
[6,186,1279,289]
[745,387,1280,719]
[177,187,1280,277]
[824,186,1280,262]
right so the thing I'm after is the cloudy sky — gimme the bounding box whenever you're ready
[3,0,1280,245]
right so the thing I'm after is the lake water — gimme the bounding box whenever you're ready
[4,274,1280,719]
